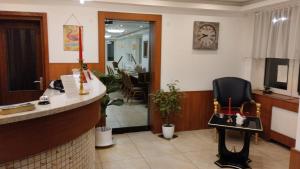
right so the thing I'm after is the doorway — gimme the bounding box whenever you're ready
[98,12,162,133]
[0,11,49,105]
[105,20,150,131]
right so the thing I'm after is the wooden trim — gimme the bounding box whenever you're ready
[0,11,49,91]
[290,148,300,169]
[253,90,298,112]
[270,130,295,147]
[98,11,162,133]
[40,13,50,88]
[253,91,299,143]
[0,100,100,163]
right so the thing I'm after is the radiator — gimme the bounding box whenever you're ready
[271,106,298,139]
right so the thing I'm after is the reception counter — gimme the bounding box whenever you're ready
[0,73,106,168]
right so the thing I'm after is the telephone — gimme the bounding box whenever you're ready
[48,80,65,93]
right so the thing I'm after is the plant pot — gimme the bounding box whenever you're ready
[162,124,175,139]
[95,127,113,147]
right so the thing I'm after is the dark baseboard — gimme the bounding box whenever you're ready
[290,148,300,169]
[112,126,150,134]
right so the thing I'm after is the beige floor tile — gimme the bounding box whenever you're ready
[250,153,289,169]
[101,158,150,169]
[127,131,163,143]
[183,149,220,169]
[95,129,291,169]
[135,140,180,158]
[113,134,133,145]
[253,141,290,162]
[96,143,142,162]
[170,131,218,153]
[145,154,198,169]
[95,160,103,169]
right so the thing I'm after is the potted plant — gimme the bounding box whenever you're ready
[152,81,182,139]
[93,71,123,147]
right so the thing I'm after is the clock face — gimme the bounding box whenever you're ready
[193,22,219,50]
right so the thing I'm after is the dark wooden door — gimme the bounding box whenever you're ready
[0,20,44,105]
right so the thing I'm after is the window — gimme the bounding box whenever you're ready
[107,41,114,61]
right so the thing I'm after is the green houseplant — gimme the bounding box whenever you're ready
[93,70,123,147]
[152,81,182,139]
[93,70,123,125]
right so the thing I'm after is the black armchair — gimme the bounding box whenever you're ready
[212,77,261,143]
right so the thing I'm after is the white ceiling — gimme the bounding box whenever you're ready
[151,0,264,6]
[84,0,292,12]
[105,20,149,39]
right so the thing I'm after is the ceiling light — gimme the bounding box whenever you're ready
[105,34,111,39]
[272,17,288,23]
[139,25,144,28]
[120,24,123,27]
[80,0,85,4]
[106,28,125,33]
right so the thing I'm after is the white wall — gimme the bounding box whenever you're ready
[0,1,253,91]
[161,14,251,90]
[296,102,300,150]
[113,38,140,70]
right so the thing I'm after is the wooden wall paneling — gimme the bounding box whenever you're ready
[253,91,299,147]
[290,148,300,169]
[0,100,100,163]
[270,131,295,147]
[253,94,273,140]
[151,91,214,133]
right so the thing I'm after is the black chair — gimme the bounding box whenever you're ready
[213,77,253,112]
[213,77,261,143]
[112,61,119,70]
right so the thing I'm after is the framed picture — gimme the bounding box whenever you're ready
[143,41,148,58]
[193,21,219,50]
[264,58,289,90]
[63,25,81,51]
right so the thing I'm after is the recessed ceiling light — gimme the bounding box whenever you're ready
[139,25,144,28]
[106,28,125,33]
[120,24,123,27]
[80,0,85,4]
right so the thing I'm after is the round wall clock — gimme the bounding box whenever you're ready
[193,21,219,50]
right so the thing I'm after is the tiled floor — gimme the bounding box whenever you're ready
[95,129,290,169]
[106,91,148,128]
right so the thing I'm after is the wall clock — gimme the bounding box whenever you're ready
[193,21,219,50]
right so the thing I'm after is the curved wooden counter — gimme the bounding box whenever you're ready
[0,73,106,164]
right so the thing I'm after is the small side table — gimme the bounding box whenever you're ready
[208,114,263,169]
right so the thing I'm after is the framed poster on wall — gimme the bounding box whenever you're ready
[63,25,81,51]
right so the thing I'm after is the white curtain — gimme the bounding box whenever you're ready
[252,6,300,59]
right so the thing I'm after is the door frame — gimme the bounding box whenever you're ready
[98,11,162,133]
[0,11,49,104]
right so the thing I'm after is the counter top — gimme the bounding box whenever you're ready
[0,72,106,125]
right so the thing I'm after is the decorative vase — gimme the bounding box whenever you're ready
[162,124,175,139]
[95,127,113,147]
